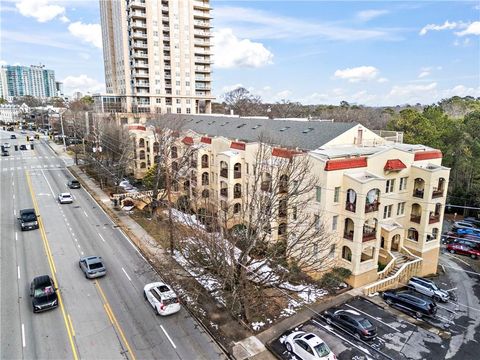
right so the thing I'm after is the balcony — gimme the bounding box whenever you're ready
[133,52,148,59]
[362,231,376,242]
[129,11,146,19]
[365,202,380,213]
[131,22,147,29]
[161,5,169,12]
[195,57,211,64]
[193,1,210,9]
[429,214,440,224]
[220,188,228,198]
[343,231,354,241]
[163,36,170,41]
[190,160,198,168]
[410,215,421,224]
[234,191,241,199]
[133,71,149,78]
[194,38,211,47]
[220,168,228,178]
[194,30,211,38]
[432,190,444,198]
[195,66,210,73]
[133,61,149,68]
[193,10,211,19]
[132,42,148,49]
[194,20,211,28]
[413,189,424,198]
[129,0,146,9]
[195,84,211,90]
[196,91,208,96]
[234,171,241,179]
[131,32,147,39]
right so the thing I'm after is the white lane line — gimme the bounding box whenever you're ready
[122,267,132,282]
[98,233,106,243]
[83,210,88,218]
[81,251,84,255]
[21,324,26,348]
[13,194,15,199]
[15,232,18,241]
[13,209,16,216]
[40,169,55,197]
[17,266,21,279]
[160,325,176,349]
[345,303,399,332]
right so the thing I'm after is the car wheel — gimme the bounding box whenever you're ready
[471,254,477,259]
[85,273,89,279]
[449,249,455,254]
[143,291,147,300]
[433,295,441,303]
[325,316,332,324]
[285,342,292,352]
[354,333,361,340]
[415,311,423,318]
[155,306,160,315]
[385,298,393,305]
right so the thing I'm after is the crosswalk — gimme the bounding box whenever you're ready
[0,156,57,161]
[1,164,64,172]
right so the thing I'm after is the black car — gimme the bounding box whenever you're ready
[10,134,16,139]
[19,144,27,150]
[382,290,437,318]
[1,150,8,157]
[323,308,377,340]
[67,179,81,189]
[464,217,480,228]
[18,208,39,231]
[30,275,58,313]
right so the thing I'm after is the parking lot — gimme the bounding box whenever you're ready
[269,288,477,360]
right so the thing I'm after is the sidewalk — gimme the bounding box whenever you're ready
[49,140,367,360]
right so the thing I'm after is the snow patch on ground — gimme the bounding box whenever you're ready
[251,321,266,331]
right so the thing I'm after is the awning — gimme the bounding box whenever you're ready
[384,159,407,171]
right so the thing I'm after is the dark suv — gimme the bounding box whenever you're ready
[323,308,377,340]
[30,275,58,313]
[382,290,437,318]
[67,179,81,189]
[19,208,39,231]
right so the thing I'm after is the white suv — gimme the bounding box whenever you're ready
[407,277,449,302]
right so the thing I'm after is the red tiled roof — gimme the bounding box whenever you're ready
[272,147,301,159]
[200,136,212,144]
[414,150,442,161]
[127,125,146,131]
[324,157,368,171]
[230,141,246,150]
[182,136,194,145]
[384,159,407,171]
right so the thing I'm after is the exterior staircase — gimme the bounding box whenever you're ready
[363,248,423,295]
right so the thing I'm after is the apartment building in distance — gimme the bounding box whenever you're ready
[127,116,450,289]
[0,65,57,100]
[98,0,214,115]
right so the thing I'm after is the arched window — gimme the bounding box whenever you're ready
[139,150,146,160]
[431,228,439,241]
[153,142,159,154]
[365,188,380,213]
[138,138,145,148]
[234,163,241,179]
[363,218,377,241]
[201,154,209,168]
[172,161,178,173]
[233,183,241,198]
[220,161,228,178]
[413,178,425,198]
[342,246,352,262]
[410,203,422,224]
[261,173,272,192]
[140,162,146,169]
[343,218,354,240]
[220,181,228,197]
[345,189,357,212]
[279,199,287,217]
[201,189,209,198]
[183,180,190,191]
[201,172,209,186]
[279,174,288,193]
[233,203,241,214]
[408,227,419,241]
[154,155,161,164]
[171,146,178,158]
[278,223,287,236]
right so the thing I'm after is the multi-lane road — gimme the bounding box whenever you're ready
[0,130,226,359]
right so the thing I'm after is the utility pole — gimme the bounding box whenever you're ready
[60,111,67,151]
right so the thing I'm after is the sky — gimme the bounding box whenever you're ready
[1,0,479,106]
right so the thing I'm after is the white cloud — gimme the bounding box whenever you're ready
[387,82,438,104]
[221,83,244,93]
[377,77,389,83]
[68,21,102,49]
[356,10,389,22]
[62,74,104,95]
[455,21,480,36]
[453,37,472,46]
[419,20,459,35]
[441,85,480,98]
[0,60,7,66]
[334,66,379,82]
[213,28,273,68]
[275,90,292,100]
[418,71,430,78]
[16,0,66,23]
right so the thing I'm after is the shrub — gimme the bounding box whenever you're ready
[319,267,352,292]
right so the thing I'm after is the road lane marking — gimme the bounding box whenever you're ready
[40,169,55,197]
[122,268,132,282]
[98,233,106,242]
[21,324,26,348]
[13,209,16,216]
[95,281,136,360]
[68,314,76,337]
[83,210,89,218]
[345,303,399,332]
[17,266,20,279]
[25,171,79,360]
[15,232,17,241]
[13,194,15,199]
[160,325,177,349]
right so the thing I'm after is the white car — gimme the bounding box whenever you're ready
[284,331,336,360]
[118,180,131,188]
[143,282,181,316]
[3,142,10,148]
[58,193,73,204]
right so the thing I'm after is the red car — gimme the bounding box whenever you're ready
[447,240,480,259]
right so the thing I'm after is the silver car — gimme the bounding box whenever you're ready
[407,277,449,302]
[58,193,73,204]
[79,256,106,279]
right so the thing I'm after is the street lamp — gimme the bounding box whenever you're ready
[49,108,68,151]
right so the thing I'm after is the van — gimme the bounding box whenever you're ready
[19,208,39,231]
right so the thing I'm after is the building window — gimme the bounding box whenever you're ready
[156,98,161,103]
[399,177,408,191]
[186,108,191,114]
[332,215,338,231]
[383,204,393,219]
[292,206,297,220]
[397,202,405,216]
[314,214,320,230]
[233,203,241,214]
[176,108,181,113]
[313,243,318,256]
[334,187,340,203]
[329,244,335,258]
[342,246,352,262]
[315,186,321,202]
[385,179,395,193]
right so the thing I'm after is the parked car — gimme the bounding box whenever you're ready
[79,256,106,279]
[452,227,480,237]
[446,240,480,259]
[58,193,73,204]
[30,275,58,313]
[67,179,81,189]
[407,277,450,302]
[284,331,336,360]
[463,217,480,228]
[453,221,477,230]
[1,150,9,156]
[144,282,181,316]
[323,309,377,341]
[10,134,16,139]
[19,144,27,150]
[382,290,437,318]
[118,180,131,188]
[3,142,10,148]
[18,208,39,231]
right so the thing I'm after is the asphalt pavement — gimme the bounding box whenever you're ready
[0,129,226,359]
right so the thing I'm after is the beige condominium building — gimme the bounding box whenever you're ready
[99,0,214,114]
[127,116,450,290]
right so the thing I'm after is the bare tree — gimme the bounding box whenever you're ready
[176,138,336,321]
[222,87,263,116]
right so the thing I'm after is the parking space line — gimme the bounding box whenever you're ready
[345,303,399,332]
[98,233,106,242]
[160,325,177,349]
[17,266,20,279]
[122,267,132,282]
[21,323,26,348]
[15,232,17,241]
[83,210,88,218]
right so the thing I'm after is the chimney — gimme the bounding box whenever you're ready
[356,127,363,146]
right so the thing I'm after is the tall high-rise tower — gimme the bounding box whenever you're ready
[99,0,213,114]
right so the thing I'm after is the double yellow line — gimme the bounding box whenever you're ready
[26,171,79,360]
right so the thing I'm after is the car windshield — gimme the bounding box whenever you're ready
[71,181,79,185]
[22,213,36,221]
[89,262,103,270]
[157,285,170,292]
[164,297,178,306]
[359,319,373,328]
[34,285,54,297]
[314,342,331,357]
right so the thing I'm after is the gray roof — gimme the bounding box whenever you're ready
[151,114,358,151]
